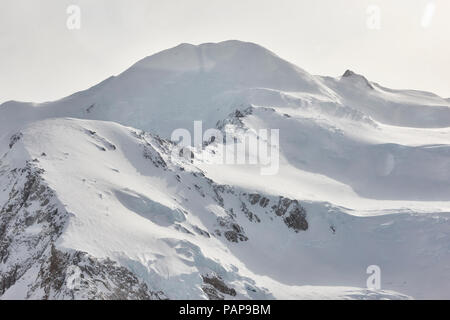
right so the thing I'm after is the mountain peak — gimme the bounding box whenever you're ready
[341,69,374,89]
[123,40,326,97]
[129,40,281,73]
[342,69,356,77]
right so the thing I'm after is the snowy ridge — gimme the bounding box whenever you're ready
[0,118,414,300]
[2,41,449,138]
[1,40,449,299]
[0,159,163,299]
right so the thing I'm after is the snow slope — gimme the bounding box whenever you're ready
[0,41,332,139]
[0,118,421,299]
[201,105,450,205]
[1,40,449,299]
[6,40,449,139]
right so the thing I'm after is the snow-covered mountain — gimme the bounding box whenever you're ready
[1,40,449,299]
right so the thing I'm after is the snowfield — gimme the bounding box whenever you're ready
[1,40,449,299]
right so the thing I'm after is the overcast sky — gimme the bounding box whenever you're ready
[1,0,449,104]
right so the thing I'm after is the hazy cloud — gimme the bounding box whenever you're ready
[1,0,449,104]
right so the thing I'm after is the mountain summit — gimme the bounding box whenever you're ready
[1,41,450,299]
[128,40,325,92]
[1,40,450,137]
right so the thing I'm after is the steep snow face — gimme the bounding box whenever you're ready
[0,41,333,138]
[0,159,163,300]
[1,118,449,300]
[195,106,450,298]
[129,40,325,93]
[1,41,449,139]
[1,41,450,300]
[321,70,450,128]
[202,106,450,203]
[0,118,423,300]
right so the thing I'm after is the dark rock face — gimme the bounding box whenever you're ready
[1,126,309,299]
[202,274,236,300]
[133,130,169,169]
[342,70,356,77]
[248,193,270,207]
[0,162,164,300]
[84,129,117,151]
[284,206,308,232]
[242,193,309,233]
[240,202,261,223]
[193,225,210,238]
[199,179,309,242]
[145,144,168,168]
[9,133,23,149]
[217,217,248,243]
[271,197,294,217]
[271,197,308,232]
[86,104,95,113]
[216,106,254,131]
[248,193,261,205]
[342,69,374,89]
[33,246,165,300]
[211,192,308,243]
[0,164,64,296]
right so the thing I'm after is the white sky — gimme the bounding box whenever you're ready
[0,0,449,104]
